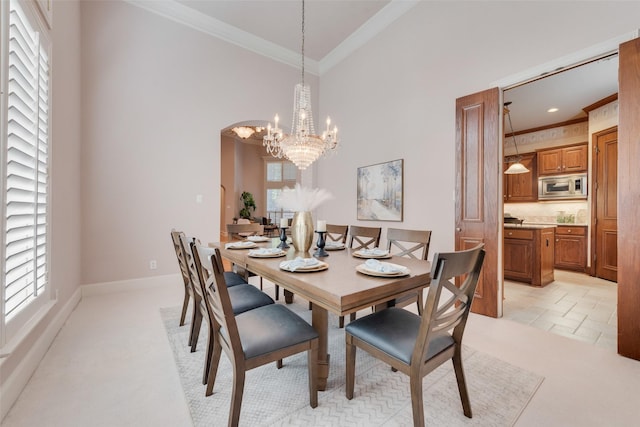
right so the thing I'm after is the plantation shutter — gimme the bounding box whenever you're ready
[3,0,49,321]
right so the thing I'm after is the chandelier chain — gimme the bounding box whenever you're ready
[301,0,305,87]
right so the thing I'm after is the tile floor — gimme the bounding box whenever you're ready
[503,269,617,351]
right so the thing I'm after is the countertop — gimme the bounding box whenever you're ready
[504,223,558,230]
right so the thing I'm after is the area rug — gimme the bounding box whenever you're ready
[160,302,543,426]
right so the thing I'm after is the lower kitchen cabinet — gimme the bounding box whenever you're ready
[555,225,587,272]
[504,226,555,287]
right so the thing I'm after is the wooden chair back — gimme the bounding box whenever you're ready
[326,224,348,244]
[226,223,264,240]
[348,225,382,250]
[192,244,243,365]
[386,228,432,260]
[170,229,192,326]
[413,245,485,367]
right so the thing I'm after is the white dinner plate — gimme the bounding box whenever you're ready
[225,241,258,250]
[352,250,392,259]
[355,262,410,277]
[280,261,329,273]
[246,236,270,242]
[322,243,345,251]
[248,249,286,258]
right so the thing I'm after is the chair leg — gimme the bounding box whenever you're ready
[350,312,356,322]
[205,339,222,396]
[203,327,214,385]
[452,348,472,418]
[179,291,189,326]
[277,359,283,369]
[410,375,425,427]
[229,367,246,427]
[259,277,263,290]
[190,309,203,353]
[275,284,280,301]
[345,334,356,400]
[416,290,424,316]
[308,342,318,408]
[187,302,198,346]
[339,316,345,328]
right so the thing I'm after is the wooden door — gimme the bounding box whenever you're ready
[617,37,640,360]
[592,127,617,281]
[455,88,500,318]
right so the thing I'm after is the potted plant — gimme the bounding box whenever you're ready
[239,191,256,219]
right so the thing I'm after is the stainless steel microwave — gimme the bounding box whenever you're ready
[538,174,587,200]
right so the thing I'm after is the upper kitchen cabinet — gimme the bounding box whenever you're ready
[537,143,588,175]
[504,152,537,202]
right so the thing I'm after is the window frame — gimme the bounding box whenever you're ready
[0,0,53,349]
[264,158,299,224]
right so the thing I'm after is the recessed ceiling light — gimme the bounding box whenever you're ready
[547,107,559,113]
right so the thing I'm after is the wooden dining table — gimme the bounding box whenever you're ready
[209,239,432,391]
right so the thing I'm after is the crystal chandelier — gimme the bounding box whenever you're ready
[263,0,339,170]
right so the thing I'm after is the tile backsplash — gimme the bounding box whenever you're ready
[504,201,588,224]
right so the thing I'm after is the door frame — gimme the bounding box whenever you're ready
[467,30,637,317]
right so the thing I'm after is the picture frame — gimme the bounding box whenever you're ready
[357,159,403,221]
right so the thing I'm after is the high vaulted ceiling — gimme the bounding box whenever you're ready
[138,0,619,134]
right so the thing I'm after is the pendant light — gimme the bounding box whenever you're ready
[504,102,529,175]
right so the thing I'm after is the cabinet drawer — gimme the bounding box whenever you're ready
[504,229,534,240]
[556,226,586,236]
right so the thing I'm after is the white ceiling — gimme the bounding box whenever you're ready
[158,0,619,134]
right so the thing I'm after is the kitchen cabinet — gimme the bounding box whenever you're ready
[504,225,555,287]
[554,225,587,272]
[538,144,588,175]
[504,153,537,202]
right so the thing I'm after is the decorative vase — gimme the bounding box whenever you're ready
[291,211,314,253]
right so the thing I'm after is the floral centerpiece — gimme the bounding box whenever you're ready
[276,184,333,253]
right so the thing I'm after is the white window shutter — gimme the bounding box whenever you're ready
[3,0,50,322]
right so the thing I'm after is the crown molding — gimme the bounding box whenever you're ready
[124,0,319,75]
[319,0,420,74]
[124,0,417,76]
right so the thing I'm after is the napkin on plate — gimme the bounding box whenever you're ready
[246,235,268,242]
[225,241,255,249]
[325,242,345,249]
[364,259,405,273]
[280,257,320,271]
[249,247,283,256]
[359,248,389,257]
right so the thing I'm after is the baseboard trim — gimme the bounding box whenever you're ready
[0,287,81,421]
[81,274,179,297]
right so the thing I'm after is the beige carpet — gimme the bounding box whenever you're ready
[161,301,543,426]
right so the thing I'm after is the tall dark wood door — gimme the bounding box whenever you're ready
[618,37,640,360]
[592,127,617,282]
[455,88,500,318]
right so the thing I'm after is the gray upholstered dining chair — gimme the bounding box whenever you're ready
[170,229,195,327]
[345,245,485,427]
[385,228,432,315]
[178,233,274,356]
[339,225,382,328]
[326,224,349,244]
[347,225,382,250]
[192,243,319,426]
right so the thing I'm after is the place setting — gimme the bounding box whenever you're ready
[356,258,410,277]
[352,248,392,259]
[245,235,270,242]
[279,256,328,273]
[224,241,258,250]
[247,247,286,258]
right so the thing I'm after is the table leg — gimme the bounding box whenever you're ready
[311,304,329,391]
[284,289,294,304]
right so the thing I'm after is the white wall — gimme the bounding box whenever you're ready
[79,0,317,284]
[315,1,640,253]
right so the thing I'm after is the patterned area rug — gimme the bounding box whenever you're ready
[160,301,543,426]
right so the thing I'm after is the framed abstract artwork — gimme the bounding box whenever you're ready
[357,159,403,221]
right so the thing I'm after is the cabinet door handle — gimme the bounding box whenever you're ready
[567,229,572,233]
